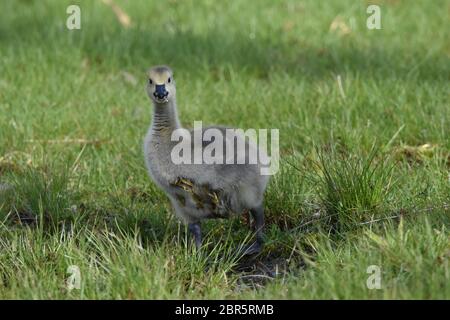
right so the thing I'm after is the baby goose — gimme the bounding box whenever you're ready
[144,65,270,254]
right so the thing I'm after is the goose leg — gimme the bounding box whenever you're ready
[188,222,202,250]
[242,205,264,255]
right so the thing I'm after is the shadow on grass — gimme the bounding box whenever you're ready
[71,30,450,83]
[2,7,447,83]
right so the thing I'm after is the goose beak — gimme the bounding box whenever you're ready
[154,84,169,101]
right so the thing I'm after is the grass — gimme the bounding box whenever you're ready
[0,0,449,299]
[306,144,396,232]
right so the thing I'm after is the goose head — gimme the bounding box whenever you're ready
[147,65,176,104]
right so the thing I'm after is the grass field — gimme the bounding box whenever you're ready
[0,0,449,299]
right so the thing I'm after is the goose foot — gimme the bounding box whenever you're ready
[239,205,265,256]
[188,222,202,250]
[239,240,263,256]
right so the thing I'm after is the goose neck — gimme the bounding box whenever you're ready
[151,99,181,137]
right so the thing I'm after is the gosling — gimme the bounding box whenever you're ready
[143,65,270,255]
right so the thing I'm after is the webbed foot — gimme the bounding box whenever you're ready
[239,240,263,256]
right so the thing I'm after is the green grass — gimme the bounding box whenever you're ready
[0,0,449,299]
[304,144,396,232]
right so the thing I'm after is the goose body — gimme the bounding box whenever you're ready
[144,66,269,253]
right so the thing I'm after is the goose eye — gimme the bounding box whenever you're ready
[168,77,171,83]
[149,79,153,85]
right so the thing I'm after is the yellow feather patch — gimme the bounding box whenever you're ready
[148,70,170,85]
